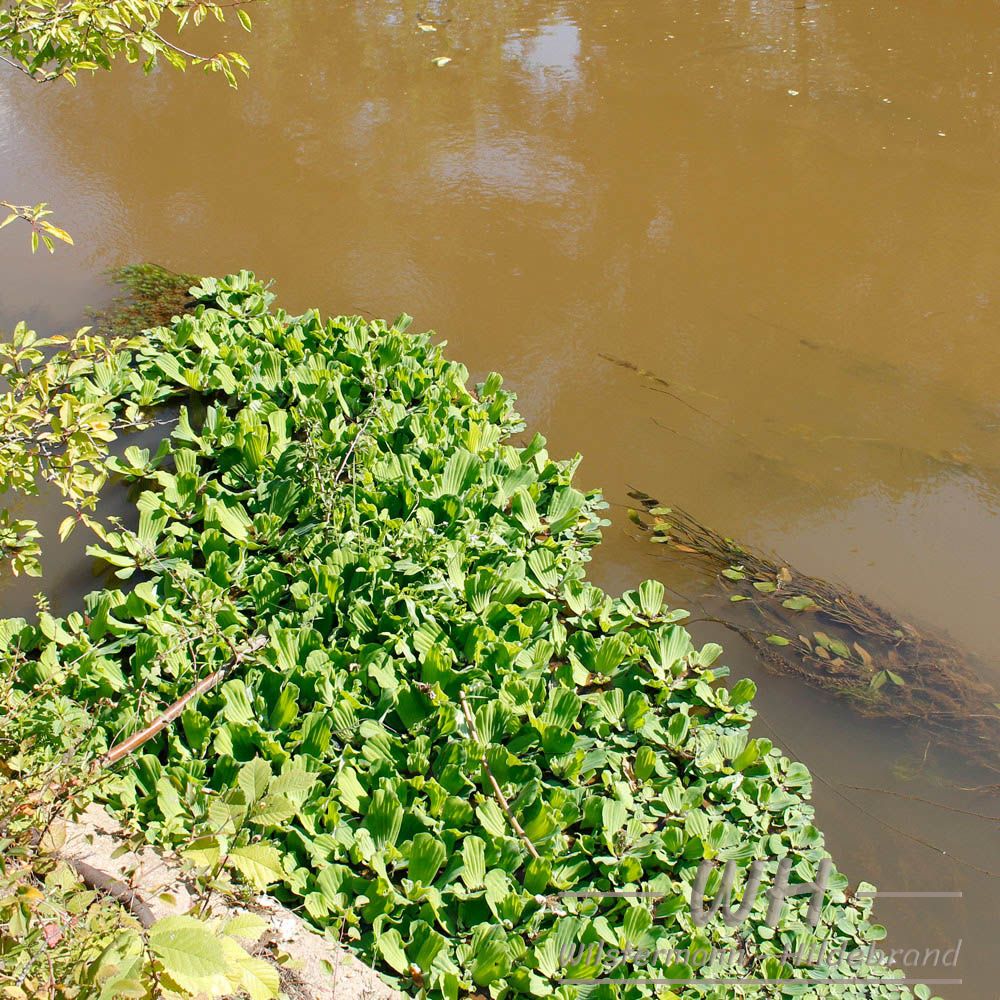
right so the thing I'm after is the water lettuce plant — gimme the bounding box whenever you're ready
[1,274,933,998]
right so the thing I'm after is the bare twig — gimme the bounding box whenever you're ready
[62,858,158,928]
[333,403,380,485]
[98,634,266,768]
[839,783,999,821]
[459,689,540,859]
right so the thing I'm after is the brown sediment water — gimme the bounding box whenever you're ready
[1,1,998,994]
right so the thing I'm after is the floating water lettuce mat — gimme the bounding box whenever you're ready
[2,274,934,998]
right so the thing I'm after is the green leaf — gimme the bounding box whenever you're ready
[204,496,252,540]
[634,745,657,781]
[730,678,757,705]
[220,680,255,725]
[376,928,409,974]
[268,683,299,730]
[222,913,269,941]
[781,595,819,611]
[461,835,487,890]
[229,844,284,889]
[364,789,403,850]
[439,448,480,496]
[238,757,271,804]
[622,905,652,945]
[336,766,369,813]
[527,547,559,590]
[182,836,221,870]
[602,798,628,848]
[251,794,295,827]
[405,832,446,884]
[469,925,511,986]
[237,954,279,1000]
[148,916,231,995]
[592,633,628,675]
[476,800,508,838]
[638,579,665,617]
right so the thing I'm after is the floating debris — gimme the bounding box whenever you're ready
[628,491,1000,775]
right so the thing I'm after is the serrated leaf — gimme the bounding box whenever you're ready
[238,757,271,804]
[229,844,284,889]
[148,916,231,995]
[182,836,221,869]
[222,913,269,941]
[252,794,295,827]
[237,954,280,1000]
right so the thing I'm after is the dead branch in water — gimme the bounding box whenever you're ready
[627,491,1000,776]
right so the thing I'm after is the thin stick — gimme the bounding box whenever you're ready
[99,668,226,767]
[98,635,266,768]
[839,783,999,821]
[459,689,540,859]
[333,404,379,485]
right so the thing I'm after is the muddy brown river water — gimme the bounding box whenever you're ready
[1,1,998,994]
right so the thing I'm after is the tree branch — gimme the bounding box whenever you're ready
[459,689,540,859]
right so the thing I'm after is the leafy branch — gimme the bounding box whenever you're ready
[0,322,152,577]
[0,0,260,87]
[1,2,260,253]
[0,200,73,253]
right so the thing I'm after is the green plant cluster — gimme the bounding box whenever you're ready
[2,274,929,998]
[0,0,254,86]
[0,673,281,999]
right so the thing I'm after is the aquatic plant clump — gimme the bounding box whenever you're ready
[1,274,930,998]
[90,263,201,340]
[629,497,1000,776]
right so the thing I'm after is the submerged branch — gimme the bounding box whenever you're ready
[629,491,1000,774]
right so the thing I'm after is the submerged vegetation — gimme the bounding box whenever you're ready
[91,264,200,340]
[628,497,1000,777]
[0,273,934,997]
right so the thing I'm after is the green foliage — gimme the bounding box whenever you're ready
[0,0,255,86]
[0,643,280,999]
[2,1,256,253]
[1,273,928,997]
[0,323,149,576]
[0,200,73,253]
[144,914,280,1000]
